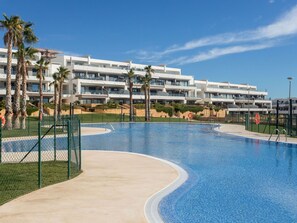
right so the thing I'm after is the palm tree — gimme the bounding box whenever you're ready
[140,71,152,121]
[56,67,70,117]
[0,14,24,130]
[127,68,134,121]
[13,45,24,128]
[144,65,154,121]
[20,47,38,129]
[50,72,60,121]
[35,57,49,119]
[13,22,37,128]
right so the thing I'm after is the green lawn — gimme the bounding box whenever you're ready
[246,123,295,135]
[77,113,188,123]
[0,114,188,139]
[0,161,81,205]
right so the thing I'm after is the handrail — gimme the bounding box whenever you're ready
[105,123,115,131]
[269,129,280,141]
[281,129,288,142]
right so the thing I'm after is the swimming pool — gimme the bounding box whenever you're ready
[82,123,297,222]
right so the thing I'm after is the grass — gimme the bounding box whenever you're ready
[0,161,81,206]
[0,113,188,139]
[246,123,296,135]
[77,113,188,123]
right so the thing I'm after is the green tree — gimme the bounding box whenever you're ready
[141,66,153,121]
[50,72,60,120]
[144,65,154,121]
[127,68,134,121]
[0,14,24,129]
[20,47,38,129]
[13,22,38,128]
[56,66,70,117]
[35,57,49,119]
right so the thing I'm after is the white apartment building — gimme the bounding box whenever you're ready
[0,48,59,103]
[0,48,273,114]
[52,55,199,105]
[272,98,297,115]
[195,80,272,114]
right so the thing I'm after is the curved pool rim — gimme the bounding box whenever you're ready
[82,122,297,223]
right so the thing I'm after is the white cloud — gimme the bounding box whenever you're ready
[167,43,275,65]
[132,4,297,64]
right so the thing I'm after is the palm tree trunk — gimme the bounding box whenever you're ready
[5,38,13,130]
[129,81,133,122]
[144,86,148,121]
[54,84,58,120]
[13,57,22,129]
[39,71,43,119]
[148,86,151,121]
[21,65,27,129]
[58,82,62,117]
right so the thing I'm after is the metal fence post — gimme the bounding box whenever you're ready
[276,100,279,130]
[27,117,30,136]
[67,120,71,179]
[295,115,297,136]
[54,116,56,161]
[38,121,42,188]
[0,118,2,163]
[289,99,293,136]
[78,119,81,171]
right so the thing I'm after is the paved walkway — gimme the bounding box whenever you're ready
[217,124,297,144]
[0,151,178,223]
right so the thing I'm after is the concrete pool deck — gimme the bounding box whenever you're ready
[0,127,180,222]
[216,124,297,144]
[0,151,178,223]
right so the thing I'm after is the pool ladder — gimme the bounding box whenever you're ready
[105,123,115,131]
[268,129,287,142]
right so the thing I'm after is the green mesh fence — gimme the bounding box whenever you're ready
[243,113,297,137]
[0,115,81,205]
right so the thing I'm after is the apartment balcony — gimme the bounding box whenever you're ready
[254,99,272,104]
[0,73,53,83]
[78,90,108,98]
[72,64,125,74]
[78,78,126,87]
[206,87,268,96]
[227,107,272,113]
[27,89,54,97]
[164,84,196,90]
[208,96,235,103]
[0,57,17,65]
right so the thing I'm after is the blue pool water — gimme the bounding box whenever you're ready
[82,123,297,223]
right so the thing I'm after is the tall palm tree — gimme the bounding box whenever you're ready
[13,22,37,128]
[21,47,38,129]
[35,57,49,119]
[56,67,70,117]
[0,14,24,130]
[13,45,24,128]
[140,71,152,122]
[127,68,134,121]
[144,65,154,121]
[50,72,60,121]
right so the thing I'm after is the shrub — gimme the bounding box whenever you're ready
[27,107,38,116]
[134,104,145,109]
[155,104,173,117]
[172,103,204,113]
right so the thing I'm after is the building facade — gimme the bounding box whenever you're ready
[272,98,297,115]
[0,48,273,114]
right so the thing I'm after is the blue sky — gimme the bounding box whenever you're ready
[1,0,297,98]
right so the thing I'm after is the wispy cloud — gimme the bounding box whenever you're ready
[130,4,297,64]
[167,42,276,65]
